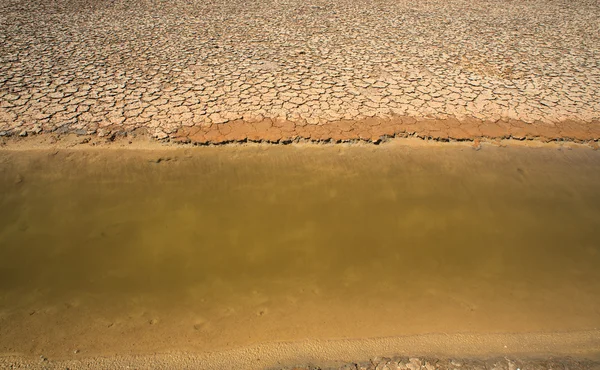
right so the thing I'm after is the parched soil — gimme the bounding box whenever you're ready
[1,0,600,143]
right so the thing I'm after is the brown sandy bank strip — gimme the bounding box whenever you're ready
[1,331,599,369]
[170,117,600,146]
[0,128,599,154]
[4,117,600,148]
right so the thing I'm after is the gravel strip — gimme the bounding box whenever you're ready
[291,357,600,370]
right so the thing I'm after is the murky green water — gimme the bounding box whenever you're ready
[0,144,599,357]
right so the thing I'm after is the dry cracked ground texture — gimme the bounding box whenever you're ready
[1,0,600,144]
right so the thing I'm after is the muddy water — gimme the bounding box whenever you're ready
[0,143,600,359]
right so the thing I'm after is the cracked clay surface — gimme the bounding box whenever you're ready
[1,0,599,143]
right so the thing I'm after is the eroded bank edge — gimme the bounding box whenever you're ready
[2,116,600,149]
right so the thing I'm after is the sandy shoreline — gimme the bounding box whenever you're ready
[169,117,600,145]
[1,330,599,369]
[3,117,600,147]
[1,125,599,152]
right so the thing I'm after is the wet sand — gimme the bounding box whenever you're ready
[1,332,600,369]
[0,141,600,368]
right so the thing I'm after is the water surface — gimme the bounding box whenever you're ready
[0,143,599,358]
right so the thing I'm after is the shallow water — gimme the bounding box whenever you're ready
[0,143,599,358]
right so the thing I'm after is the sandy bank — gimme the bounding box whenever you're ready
[1,331,599,369]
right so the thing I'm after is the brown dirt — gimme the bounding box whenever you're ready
[168,117,600,145]
[2,117,600,150]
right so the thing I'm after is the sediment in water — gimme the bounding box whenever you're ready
[0,144,599,368]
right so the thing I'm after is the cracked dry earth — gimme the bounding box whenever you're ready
[1,0,600,144]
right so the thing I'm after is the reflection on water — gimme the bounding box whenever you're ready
[0,144,599,357]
